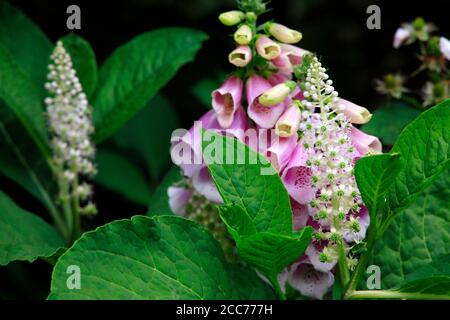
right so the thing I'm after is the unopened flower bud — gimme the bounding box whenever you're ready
[256,35,281,60]
[335,99,372,124]
[234,25,253,45]
[228,45,252,67]
[259,80,296,106]
[275,104,301,137]
[218,10,245,26]
[267,22,302,44]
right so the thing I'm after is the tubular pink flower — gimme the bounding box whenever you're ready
[268,72,291,86]
[350,126,382,155]
[170,109,247,177]
[212,76,243,128]
[246,75,285,128]
[228,45,252,67]
[275,104,301,137]
[191,166,223,203]
[272,44,307,75]
[168,186,193,216]
[281,144,317,204]
[256,36,281,60]
[336,98,372,124]
[440,37,450,60]
[287,259,335,300]
[262,131,298,172]
[291,199,310,231]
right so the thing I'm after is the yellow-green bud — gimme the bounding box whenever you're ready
[234,25,253,45]
[218,10,245,26]
[259,81,296,106]
[267,22,302,44]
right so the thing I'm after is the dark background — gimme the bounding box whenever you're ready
[1,0,449,299]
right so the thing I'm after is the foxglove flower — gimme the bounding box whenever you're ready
[287,259,335,300]
[212,76,243,128]
[350,126,382,155]
[168,186,193,216]
[259,81,296,106]
[228,45,252,67]
[246,75,285,128]
[256,36,281,60]
[275,103,301,137]
[272,44,308,75]
[218,10,245,26]
[336,98,372,124]
[234,25,253,45]
[267,22,302,44]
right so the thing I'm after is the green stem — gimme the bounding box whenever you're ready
[344,222,377,297]
[338,240,350,288]
[270,276,286,300]
[71,175,81,242]
[0,122,69,240]
[58,173,73,239]
[347,290,449,300]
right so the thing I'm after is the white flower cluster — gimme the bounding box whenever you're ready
[45,41,96,207]
[299,56,363,265]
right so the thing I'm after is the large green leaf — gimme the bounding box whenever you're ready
[361,102,420,146]
[370,171,450,289]
[147,166,182,216]
[354,153,404,223]
[0,45,49,157]
[60,33,97,98]
[92,28,207,143]
[112,95,179,183]
[95,149,151,207]
[393,255,450,298]
[203,131,312,291]
[0,1,52,96]
[49,215,275,299]
[203,131,293,234]
[0,103,53,205]
[237,229,313,278]
[383,100,449,227]
[0,191,64,266]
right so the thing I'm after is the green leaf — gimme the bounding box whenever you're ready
[0,191,64,266]
[0,45,49,157]
[0,103,53,204]
[95,149,151,207]
[60,33,97,98]
[202,130,312,292]
[383,100,450,229]
[370,170,450,289]
[203,130,292,234]
[112,95,179,183]
[361,102,420,146]
[218,204,257,238]
[0,1,52,96]
[147,166,182,216]
[49,215,275,299]
[92,28,207,143]
[395,255,450,298]
[354,153,404,222]
[237,228,313,278]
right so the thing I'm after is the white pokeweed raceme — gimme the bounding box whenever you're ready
[45,41,97,219]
